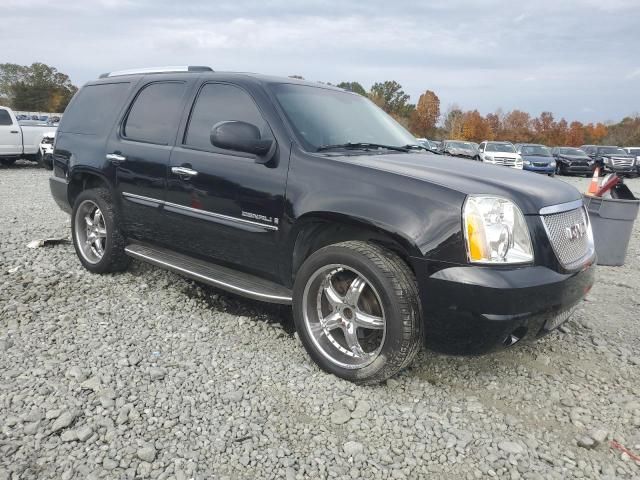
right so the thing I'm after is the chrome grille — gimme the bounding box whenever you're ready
[611,158,634,168]
[542,207,591,268]
[493,157,516,166]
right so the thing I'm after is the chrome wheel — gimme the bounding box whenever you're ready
[302,264,386,369]
[74,200,107,264]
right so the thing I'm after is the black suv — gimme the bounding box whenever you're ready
[580,145,636,176]
[49,66,596,383]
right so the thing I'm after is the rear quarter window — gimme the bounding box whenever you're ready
[0,109,13,125]
[59,82,131,135]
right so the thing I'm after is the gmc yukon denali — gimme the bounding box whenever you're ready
[49,66,596,383]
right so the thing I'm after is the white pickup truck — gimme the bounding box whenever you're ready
[0,106,57,166]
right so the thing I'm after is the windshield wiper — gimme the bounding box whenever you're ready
[316,142,410,153]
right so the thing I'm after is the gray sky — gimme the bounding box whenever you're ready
[2,0,639,123]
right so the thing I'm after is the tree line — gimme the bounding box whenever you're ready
[327,78,639,147]
[0,63,77,113]
[1,63,637,146]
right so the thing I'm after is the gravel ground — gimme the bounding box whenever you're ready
[1,160,639,480]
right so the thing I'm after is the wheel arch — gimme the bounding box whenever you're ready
[67,167,114,207]
[287,212,421,285]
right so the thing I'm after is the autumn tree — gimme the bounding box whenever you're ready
[369,80,411,118]
[485,111,503,140]
[502,110,533,143]
[408,90,440,137]
[604,116,640,145]
[460,110,491,142]
[566,121,585,146]
[0,62,77,111]
[336,81,366,96]
[583,123,608,144]
[443,106,464,139]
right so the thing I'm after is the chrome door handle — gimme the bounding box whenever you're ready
[106,153,126,164]
[171,166,199,177]
[10,130,19,134]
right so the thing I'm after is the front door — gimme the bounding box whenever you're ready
[165,82,288,280]
[106,80,191,242]
[0,108,22,157]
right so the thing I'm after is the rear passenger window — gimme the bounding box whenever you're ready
[0,109,13,125]
[184,83,272,151]
[59,83,130,135]
[123,82,186,145]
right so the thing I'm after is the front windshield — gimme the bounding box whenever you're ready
[598,147,627,155]
[559,148,586,155]
[521,145,551,156]
[271,83,417,151]
[485,143,515,153]
[449,141,474,149]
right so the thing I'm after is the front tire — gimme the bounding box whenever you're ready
[71,188,130,273]
[293,241,422,384]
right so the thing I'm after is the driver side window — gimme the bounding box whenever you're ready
[184,83,273,152]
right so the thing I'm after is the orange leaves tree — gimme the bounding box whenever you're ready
[408,90,440,137]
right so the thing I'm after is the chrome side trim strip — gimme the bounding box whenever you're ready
[121,192,278,231]
[163,200,279,231]
[124,247,292,304]
[539,199,585,215]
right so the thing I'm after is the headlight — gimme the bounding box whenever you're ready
[604,157,611,164]
[550,161,556,167]
[524,160,531,165]
[463,196,534,264]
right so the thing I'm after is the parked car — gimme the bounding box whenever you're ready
[49,66,596,383]
[514,144,556,176]
[580,145,636,176]
[551,147,594,177]
[415,137,440,154]
[623,147,640,176]
[0,106,57,166]
[38,132,56,169]
[476,141,523,169]
[441,140,477,159]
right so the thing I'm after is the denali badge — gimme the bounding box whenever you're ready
[241,211,277,224]
[565,222,587,241]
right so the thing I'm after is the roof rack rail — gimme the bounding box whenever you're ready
[99,66,213,78]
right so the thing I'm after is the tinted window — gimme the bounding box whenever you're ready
[59,82,130,135]
[0,109,13,126]
[184,83,272,151]
[124,82,186,144]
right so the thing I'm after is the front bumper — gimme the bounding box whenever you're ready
[560,163,592,174]
[523,164,555,174]
[412,257,596,355]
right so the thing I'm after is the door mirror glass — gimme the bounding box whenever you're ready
[210,121,273,157]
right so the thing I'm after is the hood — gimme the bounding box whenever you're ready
[601,153,634,159]
[449,147,475,156]
[484,151,518,158]
[559,154,590,160]
[522,155,553,163]
[343,152,581,215]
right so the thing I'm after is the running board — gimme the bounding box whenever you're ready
[124,243,292,304]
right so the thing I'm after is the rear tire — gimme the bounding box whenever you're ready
[71,188,130,274]
[293,241,422,384]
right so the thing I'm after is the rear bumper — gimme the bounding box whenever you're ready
[413,256,596,355]
[49,175,71,214]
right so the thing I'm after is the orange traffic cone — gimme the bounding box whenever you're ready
[587,167,600,195]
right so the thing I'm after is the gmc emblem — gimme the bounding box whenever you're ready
[565,222,587,241]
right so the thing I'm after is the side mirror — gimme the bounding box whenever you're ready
[210,121,274,158]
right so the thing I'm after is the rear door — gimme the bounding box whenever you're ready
[164,81,288,279]
[0,108,23,156]
[106,79,193,242]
